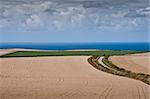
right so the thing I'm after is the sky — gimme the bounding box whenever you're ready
[0,0,149,43]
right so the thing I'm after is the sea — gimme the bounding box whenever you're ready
[0,43,149,51]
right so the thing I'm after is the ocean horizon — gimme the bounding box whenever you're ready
[0,43,149,51]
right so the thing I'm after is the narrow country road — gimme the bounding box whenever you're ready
[98,56,109,68]
[90,56,150,85]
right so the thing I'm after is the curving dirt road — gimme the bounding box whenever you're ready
[0,56,150,99]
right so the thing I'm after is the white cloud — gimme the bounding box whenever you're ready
[0,0,149,32]
[25,14,41,26]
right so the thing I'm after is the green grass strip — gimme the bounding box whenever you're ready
[0,50,145,58]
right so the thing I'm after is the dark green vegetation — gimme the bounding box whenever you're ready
[88,56,150,85]
[0,50,146,58]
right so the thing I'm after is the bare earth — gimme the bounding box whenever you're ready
[0,55,150,99]
[0,49,17,56]
[0,49,36,56]
[109,53,150,74]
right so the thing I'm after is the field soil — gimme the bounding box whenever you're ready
[0,49,17,56]
[109,53,150,74]
[0,49,34,56]
[0,56,150,99]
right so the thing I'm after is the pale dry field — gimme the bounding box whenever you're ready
[109,53,150,74]
[0,49,17,56]
[0,56,150,99]
[0,49,48,56]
